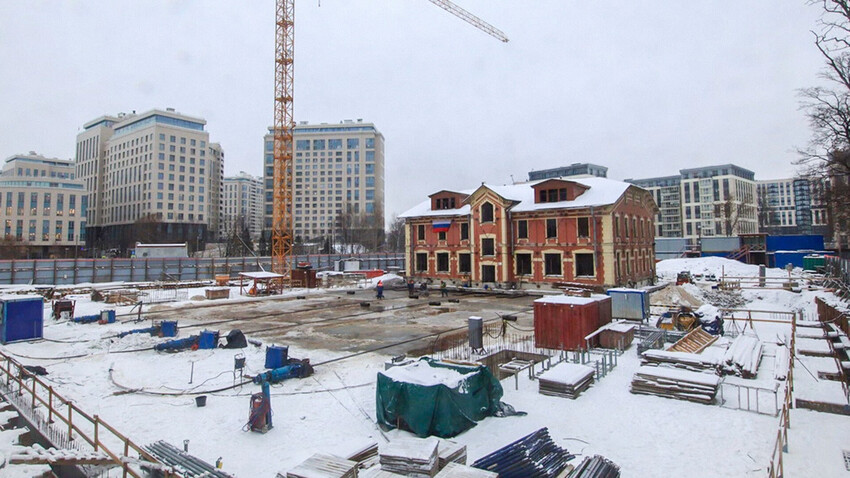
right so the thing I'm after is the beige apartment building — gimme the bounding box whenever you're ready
[222,171,263,241]
[0,153,87,258]
[76,108,223,253]
[263,120,385,243]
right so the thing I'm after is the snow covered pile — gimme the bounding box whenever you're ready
[722,334,763,378]
[380,360,470,388]
[656,257,789,280]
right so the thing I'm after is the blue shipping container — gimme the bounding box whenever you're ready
[198,330,219,349]
[766,235,825,252]
[607,288,649,321]
[265,345,289,369]
[1,295,44,344]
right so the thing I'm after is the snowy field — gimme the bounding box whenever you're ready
[0,259,849,477]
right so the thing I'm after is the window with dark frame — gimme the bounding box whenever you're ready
[576,253,594,276]
[481,238,495,256]
[417,224,426,241]
[544,253,561,275]
[577,217,589,238]
[416,253,428,272]
[460,222,469,241]
[517,220,528,239]
[458,253,471,273]
[438,231,446,241]
[436,253,449,272]
[481,202,494,222]
[546,218,557,239]
[516,253,532,275]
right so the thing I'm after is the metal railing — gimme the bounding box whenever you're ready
[0,349,175,477]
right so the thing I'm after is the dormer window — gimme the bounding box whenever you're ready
[434,197,456,210]
[539,188,567,203]
[481,202,494,222]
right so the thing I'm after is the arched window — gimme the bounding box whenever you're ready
[481,202,494,222]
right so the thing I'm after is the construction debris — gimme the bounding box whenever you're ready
[630,366,720,404]
[284,453,358,478]
[538,363,595,399]
[640,349,719,373]
[568,455,621,478]
[722,335,763,378]
[379,437,439,478]
[471,427,575,477]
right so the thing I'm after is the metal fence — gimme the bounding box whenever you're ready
[0,253,404,286]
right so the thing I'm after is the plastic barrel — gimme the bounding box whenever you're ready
[195,395,207,407]
[198,330,218,349]
[160,320,178,337]
[265,345,289,369]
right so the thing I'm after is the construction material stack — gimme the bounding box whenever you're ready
[435,462,498,477]
[538,363,595,399]
[722,334,763,378]
[284,453,358,478]
[568,455,621,478]
[437,440,467,468]
[379,437,439,478]
[471,427,575,477]
[630,366,720,404]
[639,350,719,373]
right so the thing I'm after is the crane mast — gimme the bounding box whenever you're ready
[271,0,506,281]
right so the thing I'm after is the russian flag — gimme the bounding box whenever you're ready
[432,220,451,233]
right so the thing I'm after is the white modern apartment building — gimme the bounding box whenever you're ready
[679,164,758,239]
[76,108,223,253]
[0,153,87,257]
[262,120,385,242]
[625,175,682,237]
[222,171,263,241]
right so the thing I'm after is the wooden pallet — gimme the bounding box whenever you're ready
[668,328,717,354]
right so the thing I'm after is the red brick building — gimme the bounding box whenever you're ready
[399,178,658,288]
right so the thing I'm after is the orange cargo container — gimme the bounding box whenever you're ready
[533,295,612,351]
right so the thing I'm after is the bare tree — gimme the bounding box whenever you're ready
[385,215,406,252]
[757,190,776,231]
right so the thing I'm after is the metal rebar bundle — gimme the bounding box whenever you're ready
[144,440,233,478]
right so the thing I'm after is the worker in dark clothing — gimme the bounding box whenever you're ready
[440,280,448,297]
[419,281,428,297]
[376,280,384,299]
[407,278,415,298]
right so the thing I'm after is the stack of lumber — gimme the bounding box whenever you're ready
[722,335,763,378]
[774,346,790,380]
[360,469,406,478]
[347,443,379,470]
[437,440,467,468]
[435,463,498,477]
[568,455,620,478]
[667,328,718,353]
[630,366,720,404]
[640,350,719,373]
[380,437,439,478]
[538,363,595,399]
[285,453,358,478]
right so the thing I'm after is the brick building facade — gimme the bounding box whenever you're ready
[400,178,657,288]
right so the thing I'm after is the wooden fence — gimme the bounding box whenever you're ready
[767,307,797,478]
[0,349,175,477]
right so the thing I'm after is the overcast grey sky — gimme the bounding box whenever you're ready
[0,1,828,219]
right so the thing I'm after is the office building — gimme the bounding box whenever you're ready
[76,108,223,253]
[0,153,87,258]
[263,120,385,243]
[222,171,263,241]
[528,163,608,181]
[625,176,682,237]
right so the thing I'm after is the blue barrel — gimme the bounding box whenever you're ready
[265,345,289,369]
[198,330,219,349]
[160,320,178,337]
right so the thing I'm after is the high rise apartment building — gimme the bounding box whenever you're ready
[625,176,682,237]
[222,171,263,241]
[76,108,223,252]
[263,120,385,241]
[757,177,828,236]
[627,164,758,239]
[0,153,87,257]
[528,163,608,180]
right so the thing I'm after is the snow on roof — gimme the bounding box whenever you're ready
[606,287,644,293]
[399,177,633,219]
[534,295,606,305]
[135,243,186,248]
[239,271,284,279]
[0,294,43,302]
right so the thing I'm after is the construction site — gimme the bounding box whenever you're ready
[0,255,847,477]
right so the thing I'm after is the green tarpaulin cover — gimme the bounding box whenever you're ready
[376,357,504,438]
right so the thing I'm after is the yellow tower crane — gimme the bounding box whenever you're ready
[271,0,507,284]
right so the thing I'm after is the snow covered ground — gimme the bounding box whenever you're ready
[0,259,848,477]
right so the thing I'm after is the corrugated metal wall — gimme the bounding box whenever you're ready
[766,235,825,252]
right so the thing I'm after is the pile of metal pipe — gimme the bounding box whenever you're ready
[471,427,574,478]
[568,455,620,478]
[144,440,233,477]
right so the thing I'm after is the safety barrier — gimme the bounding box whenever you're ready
[767,313,795,478]
[0,349,176,477]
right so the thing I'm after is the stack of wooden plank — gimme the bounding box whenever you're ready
[347,443,379,470]
[630,366,720,404]
[435,463,498,477]
[640,350,719,373]
[774,346,789,380]
[360,469,406,478]
[437,440,467,469]
[722,335,763,378]
[286,453,358,478]
[538,363,595,399]
[380,437,439,478]
[667,328,718,353]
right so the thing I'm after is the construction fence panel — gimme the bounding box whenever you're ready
[0,254,404,285]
